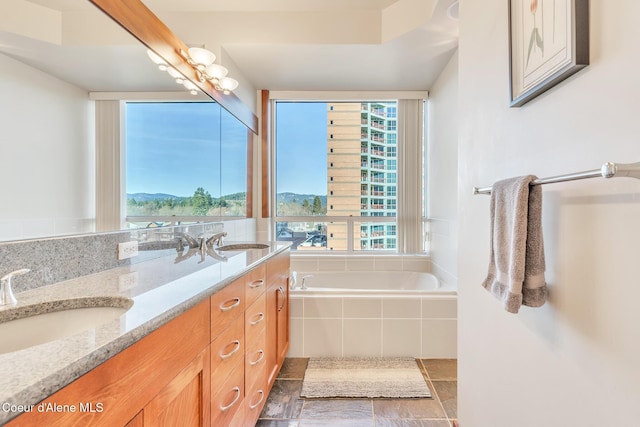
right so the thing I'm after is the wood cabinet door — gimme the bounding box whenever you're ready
[143,347,211,427]
[276,283,290,366]
[265,251,290,388]
[6,301,210,427]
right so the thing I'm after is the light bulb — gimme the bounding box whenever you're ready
[218,77,239,94]
[183,80,199,95]
[187,47,216,70]
[167,67,185,84]
[147,49,168,71]
[205,63,228,82]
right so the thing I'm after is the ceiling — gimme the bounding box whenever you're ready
[4,0,459,93]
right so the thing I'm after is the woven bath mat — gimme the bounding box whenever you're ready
[300,357,431,398]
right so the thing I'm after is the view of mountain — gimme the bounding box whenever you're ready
[127,193,186,202]
[276,192,327,207]
[128,192,326,206]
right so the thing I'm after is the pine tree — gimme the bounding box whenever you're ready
[312,196,323,214]
[192,187,213,215]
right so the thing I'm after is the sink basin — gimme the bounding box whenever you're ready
[0,296,133,354]
[216,243,270,251]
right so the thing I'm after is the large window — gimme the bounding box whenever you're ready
[275,100,418,252]
[125,102,248,227]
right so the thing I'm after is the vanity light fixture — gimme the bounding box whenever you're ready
[183,80,199,95]
[180,47,239,95]
[166,66,186,84]
[146,49,197,95]
[147,49,168,71]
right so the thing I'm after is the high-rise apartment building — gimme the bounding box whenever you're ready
[326,102,397,250]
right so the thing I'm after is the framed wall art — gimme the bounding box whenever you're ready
[509,0,589,107]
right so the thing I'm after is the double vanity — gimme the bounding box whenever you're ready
[0,239,290,426]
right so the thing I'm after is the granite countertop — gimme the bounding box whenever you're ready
[0,241,290,424]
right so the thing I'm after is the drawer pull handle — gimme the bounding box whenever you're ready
[220,387,241,412]
[249,350,265,366]
[248,390,265,409]
[277,287,286,312]
[249,279,264,289]
[220,297,240,312]
[249,312,265,325]
[220,340,241,360]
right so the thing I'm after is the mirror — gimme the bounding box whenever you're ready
[0,0,250,242]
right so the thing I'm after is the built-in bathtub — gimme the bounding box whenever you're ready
[288,270,457,358]
[290,271,454,295]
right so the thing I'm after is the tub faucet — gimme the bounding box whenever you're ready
[1,268,30,306]
[300,275,313,290]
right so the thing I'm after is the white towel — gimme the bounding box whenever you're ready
[482,175,547,313]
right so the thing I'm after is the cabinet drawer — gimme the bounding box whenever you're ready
[245,330,267,392]
[244,264,266,307]
[245,381,267,427]
[211,278,245,341]
[245,291,266,344]
[211,360,245,427]
[211,315,244,390]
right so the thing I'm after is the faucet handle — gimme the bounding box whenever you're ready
[1,268,30,306]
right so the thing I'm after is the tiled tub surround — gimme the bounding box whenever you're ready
[290,293,457,358]
[288,254,457,359]
[0,229,283,424]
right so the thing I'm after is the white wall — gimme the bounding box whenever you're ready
[0,54,95,240]
[427,51,459,287]
[458,1,640,426]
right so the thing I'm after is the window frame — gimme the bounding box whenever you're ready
[268,91,428,254]
[94,94,253,231]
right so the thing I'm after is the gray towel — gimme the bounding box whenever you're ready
[482,175,547,313]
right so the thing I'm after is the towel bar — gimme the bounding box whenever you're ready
[473,161,640,195]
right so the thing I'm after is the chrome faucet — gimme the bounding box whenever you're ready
[300,275,313,290]
[175,231,200,250]
[1,268,30,306]
[205,231,227,249]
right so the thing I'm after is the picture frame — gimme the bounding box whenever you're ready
[509,0,589,107]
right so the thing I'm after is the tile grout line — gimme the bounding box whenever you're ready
[370,399,375,426]
[419,359,452,425]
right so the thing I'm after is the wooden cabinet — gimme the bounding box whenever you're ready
[244,291,268,426]
[7,300,211,427]
[143,347,211,427]
[7,251,289,427]
[209,271,249,425]
[265,250,291,389]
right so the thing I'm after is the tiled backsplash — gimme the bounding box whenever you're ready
[0,219,256,293]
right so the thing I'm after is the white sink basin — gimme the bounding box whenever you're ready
[0,297,133,354]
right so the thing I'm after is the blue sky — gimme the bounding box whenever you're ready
[126,102,247,197]
[275,102,327,195]
[126,101,327,198]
